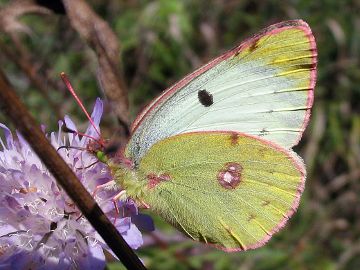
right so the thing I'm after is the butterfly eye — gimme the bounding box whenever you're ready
[197,89,213,107]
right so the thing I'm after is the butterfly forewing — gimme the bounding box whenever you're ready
[136,132,305,251]
[127,20,317,165]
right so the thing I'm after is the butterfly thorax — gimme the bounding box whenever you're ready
[108,160,147,203]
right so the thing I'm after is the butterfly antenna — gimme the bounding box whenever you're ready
[60,72,102,142]
[62,125,104,145]
[57,145,86,152]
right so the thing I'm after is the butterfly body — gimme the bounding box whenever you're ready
[111,20,317,251]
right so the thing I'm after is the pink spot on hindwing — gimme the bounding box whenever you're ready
[147,173,171,189]
[217,162,243,189]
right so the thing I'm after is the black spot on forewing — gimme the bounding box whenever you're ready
[198,89,213,107]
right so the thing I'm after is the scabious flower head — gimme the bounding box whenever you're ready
[0,98,150,269]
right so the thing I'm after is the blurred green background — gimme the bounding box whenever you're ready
[1,0,360,269]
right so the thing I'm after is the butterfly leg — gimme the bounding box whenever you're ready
[92,181,127,224]
[76,160,100,170]
[138,200,150,209]
[92,180,117,198]
[74,180,118,221]
[111,190,127,225]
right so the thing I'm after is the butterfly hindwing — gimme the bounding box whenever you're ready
[127,20,317,165]
[136,132,305,251]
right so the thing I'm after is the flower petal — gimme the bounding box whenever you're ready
[84,98,103,139]
[122,223,143,250]
[0,123,15,150]
[132,213,155,232]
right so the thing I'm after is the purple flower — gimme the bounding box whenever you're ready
[0,98,150,269]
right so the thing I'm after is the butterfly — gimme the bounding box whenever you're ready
[108,19,317,252]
